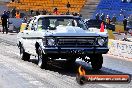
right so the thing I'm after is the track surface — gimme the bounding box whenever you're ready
[0,33,132,88]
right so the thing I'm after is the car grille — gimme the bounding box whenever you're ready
[57,37,96,47]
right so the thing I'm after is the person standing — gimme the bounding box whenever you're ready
[15,11,20,18]
[12,0,15,2]
[30,10,33,15]
[123,16,128,34]
[66,10,70,15]
[66,2,71,9]
[11,8,16,18]
[36,10,40,15]
[1,11,9,34]
[106,15,111,24]
[101,13,105,21]
[42,9,47,15]
[112,15,116,24]
[95,13,99,20]
[53,8,59,15]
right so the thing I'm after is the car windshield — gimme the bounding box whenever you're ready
[38,16,87,30]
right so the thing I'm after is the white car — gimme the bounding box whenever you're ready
[17,15,109,70]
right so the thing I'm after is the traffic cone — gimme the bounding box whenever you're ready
[100,22,104,32]
[118,29,121,35]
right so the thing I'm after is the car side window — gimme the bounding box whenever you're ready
[38,18,47,30]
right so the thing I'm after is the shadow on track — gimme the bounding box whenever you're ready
[29,57,125,78]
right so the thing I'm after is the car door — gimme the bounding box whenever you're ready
[22,18,36,54]
[25,17,44,55]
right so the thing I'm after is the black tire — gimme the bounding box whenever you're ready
[65,57,76,68]
[20,45,30,61]
[90,54,103,70]
[37,47,48,69]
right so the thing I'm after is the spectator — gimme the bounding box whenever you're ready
[79,14,82,17]
[15,11,20,18]
[112,15,117,24]
[6,10,10,17]
[123,16,128,34]
[101,13,105,21]
[53,8,59,15]
[11,8,16,18]
[66,2,71,8]
[12,0,15,2]
[106,15,111,24]
[73,12,78,16]
[95,13,99,20]
[6,10,10,29]
[36,10,40,15]
[30,10,33,15]
[66,10,70,15]
[42,9,47,15]
[1,11,9,34]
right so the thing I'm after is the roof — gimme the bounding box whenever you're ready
[35,15,80,18]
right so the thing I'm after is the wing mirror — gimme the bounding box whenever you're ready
[31,26,35,30]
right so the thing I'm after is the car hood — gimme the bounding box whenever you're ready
[43,26,108,37]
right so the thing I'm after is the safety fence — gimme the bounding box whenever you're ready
[108,39,132,59]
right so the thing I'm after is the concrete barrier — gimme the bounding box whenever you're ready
[108,39,132,59]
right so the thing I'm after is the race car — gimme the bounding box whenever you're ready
[84,19,115,31]
[17,15,109,70]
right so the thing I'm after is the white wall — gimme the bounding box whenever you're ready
[108,39,132,59]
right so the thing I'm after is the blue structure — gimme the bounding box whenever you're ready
[92,0,132,21]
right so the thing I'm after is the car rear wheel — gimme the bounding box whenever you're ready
[90,54,103,70]
[37,47,48,69]
[20,45,30,61]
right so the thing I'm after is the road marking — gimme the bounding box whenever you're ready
[19,73,36,81]
[29,81,44,86]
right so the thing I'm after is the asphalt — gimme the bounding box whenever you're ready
[0,32,132,88]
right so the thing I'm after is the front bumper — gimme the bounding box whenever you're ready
[42,47,109,54]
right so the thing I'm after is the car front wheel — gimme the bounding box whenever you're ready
[90,54,103,70]
[65,57,76,69]
[20,45,30,61]
[37,47,48,69]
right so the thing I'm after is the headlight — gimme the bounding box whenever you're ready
[98,38,105,46]
[47,38,55,46]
